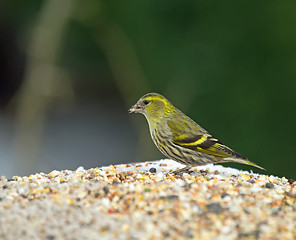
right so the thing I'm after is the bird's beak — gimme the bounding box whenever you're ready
[128,103,142,113]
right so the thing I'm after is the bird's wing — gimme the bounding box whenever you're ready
[167,119,246,159]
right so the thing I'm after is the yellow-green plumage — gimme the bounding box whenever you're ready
[129,93,264,173]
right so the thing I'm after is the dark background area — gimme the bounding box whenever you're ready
[0,0,295,178]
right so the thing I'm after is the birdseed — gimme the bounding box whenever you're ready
[0,159,295,240]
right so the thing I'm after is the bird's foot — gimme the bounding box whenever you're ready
[172,166,192,175]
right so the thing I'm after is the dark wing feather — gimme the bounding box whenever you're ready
[167,119,246,159]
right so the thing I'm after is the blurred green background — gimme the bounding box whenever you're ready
[0,0,295,178]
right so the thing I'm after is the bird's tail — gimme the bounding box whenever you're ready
[225,157,265,170]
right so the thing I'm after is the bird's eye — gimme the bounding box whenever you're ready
[143,100,150,105]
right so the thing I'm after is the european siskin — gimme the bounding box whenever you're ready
[129,93,264,173]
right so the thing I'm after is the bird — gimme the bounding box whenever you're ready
[129,93,264,174]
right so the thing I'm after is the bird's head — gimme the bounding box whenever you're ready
[129,93,173,121]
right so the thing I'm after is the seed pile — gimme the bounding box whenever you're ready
[0,160,295,240]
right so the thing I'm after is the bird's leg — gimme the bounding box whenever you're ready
[172,166,192,175]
